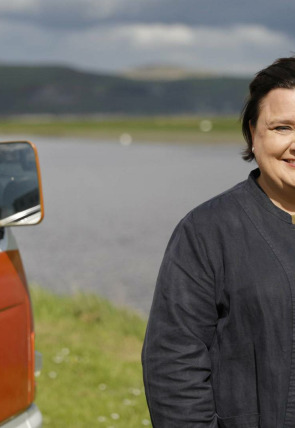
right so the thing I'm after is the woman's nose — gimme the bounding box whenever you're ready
[289,139,295,152]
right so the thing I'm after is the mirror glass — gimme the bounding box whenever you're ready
[0,142,42,227]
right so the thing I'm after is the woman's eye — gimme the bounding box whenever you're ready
[275,126,292,131]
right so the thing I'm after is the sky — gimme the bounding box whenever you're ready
[1,0,295,76]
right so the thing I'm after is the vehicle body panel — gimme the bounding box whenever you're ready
[0,229,36,425]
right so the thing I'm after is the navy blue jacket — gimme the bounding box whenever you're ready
[142,169,295,427]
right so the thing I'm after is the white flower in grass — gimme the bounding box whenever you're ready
[61,347,70,356]
[97,416,106,422]
[52,347,71,364]
[123,398,132,406]
[130,387,141,396]
[53,355,64,364]
[48,371,57,379]
[98,383,107,391]
[110,413,120,420]
[142,419,150,426]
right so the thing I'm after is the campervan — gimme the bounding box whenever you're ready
[0,141,43,427]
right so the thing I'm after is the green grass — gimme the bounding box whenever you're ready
[0,116,243,143]
[30,287,150,428]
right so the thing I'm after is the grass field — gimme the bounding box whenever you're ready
[30,287,150,428]
[0,116,243,143]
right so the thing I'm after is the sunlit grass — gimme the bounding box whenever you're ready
[0,115,243,143]
[30,286,150,428]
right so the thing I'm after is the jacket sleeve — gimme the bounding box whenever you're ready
[142,212,219,427]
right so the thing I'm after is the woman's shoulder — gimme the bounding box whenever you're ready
[182,178,248,231]
[166,179,249,269]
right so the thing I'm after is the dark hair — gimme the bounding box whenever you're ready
[241,56,295,161]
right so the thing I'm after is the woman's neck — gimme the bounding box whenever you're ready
[257,175,295,216]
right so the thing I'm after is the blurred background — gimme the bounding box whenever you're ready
[1,1,294,426]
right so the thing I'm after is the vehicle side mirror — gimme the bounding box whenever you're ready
[0,141,44,227]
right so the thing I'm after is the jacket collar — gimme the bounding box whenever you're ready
[246,168,293,224]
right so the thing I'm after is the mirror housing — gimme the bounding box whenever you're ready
[0,141,44,227]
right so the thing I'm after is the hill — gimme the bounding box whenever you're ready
[0,64,250,115]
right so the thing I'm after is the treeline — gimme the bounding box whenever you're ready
[0,64,250,115]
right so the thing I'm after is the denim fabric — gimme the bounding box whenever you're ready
[142,169,295,427]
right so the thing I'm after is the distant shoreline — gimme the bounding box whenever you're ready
[0,115,243,144]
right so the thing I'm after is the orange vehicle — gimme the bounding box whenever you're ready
[0,141,44,427]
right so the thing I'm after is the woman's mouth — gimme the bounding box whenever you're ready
[284,159,295,166]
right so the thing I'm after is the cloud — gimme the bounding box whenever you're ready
[0,19,293,76]
[78,23,292,75]
[0,0,146,29]
[120,24,288,51]
[0,0,39,13]
[127,25,195,47]
[0,0,295,39]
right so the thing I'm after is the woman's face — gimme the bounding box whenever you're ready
[251,87,295,206]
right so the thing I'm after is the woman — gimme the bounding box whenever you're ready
[142,56,295,428]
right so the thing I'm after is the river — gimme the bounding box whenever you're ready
[12,136,253,316]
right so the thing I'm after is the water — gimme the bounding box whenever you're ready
[12,136,253,315]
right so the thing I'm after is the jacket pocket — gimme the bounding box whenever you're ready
[217,413,260,428]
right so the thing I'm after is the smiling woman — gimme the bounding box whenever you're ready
[142,57,295,428]
[249,89,295,214]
